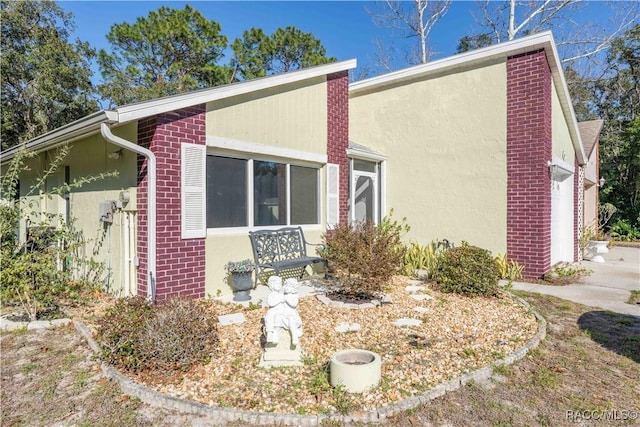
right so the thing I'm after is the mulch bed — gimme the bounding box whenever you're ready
[118,276,539,415]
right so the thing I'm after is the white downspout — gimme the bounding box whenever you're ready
[100,123,156,302]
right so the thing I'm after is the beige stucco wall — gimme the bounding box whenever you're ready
[350,60,508,254]
[206,76,327,155]
[17,123,138,296]
[552,85,575,162]
[204,77,329,297]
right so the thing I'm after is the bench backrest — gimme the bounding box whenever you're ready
[249,227,307,264]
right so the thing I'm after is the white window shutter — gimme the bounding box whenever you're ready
[326,163,339,229]
[181,143,206,239]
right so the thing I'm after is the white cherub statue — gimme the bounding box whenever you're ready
[281,278,303,346]
[264,276,285,344]
[263,276,303,348]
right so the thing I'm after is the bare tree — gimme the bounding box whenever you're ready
[476,0,639,68]
[368,0,451,66]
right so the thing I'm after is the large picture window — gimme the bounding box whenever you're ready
[207,155,319,229]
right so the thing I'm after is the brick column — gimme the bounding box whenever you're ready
[327,71,350,226]
[506,50,553,279]
[137,105,207,301]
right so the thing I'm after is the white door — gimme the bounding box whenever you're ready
[551,173,574,265]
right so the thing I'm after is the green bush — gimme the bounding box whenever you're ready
[322,215,407,298]
[433,243,500,297]
[608,220,640,241]
[96,296,218,373]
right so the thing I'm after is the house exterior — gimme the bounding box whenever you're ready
[349,31,587,279]
[1,60,356,301]
[578,120,604,231]
[1,31,591,299]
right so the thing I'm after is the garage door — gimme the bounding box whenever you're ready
[550,164,575,266]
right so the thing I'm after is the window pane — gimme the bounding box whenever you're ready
[254,161,287,226]
[291,166,318,225]
[353,159,377,173]
[354,175,374,222]
[207,156,247,228]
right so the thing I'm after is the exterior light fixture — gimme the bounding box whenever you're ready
[599,177,606,187]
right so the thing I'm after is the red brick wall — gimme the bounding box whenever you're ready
[137,105,206,301]
[506,50,553,279]
[327,71,350,225]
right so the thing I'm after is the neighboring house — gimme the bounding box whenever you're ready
[1,31,591,299]
[349,31,587,279]
[578,120,604,231]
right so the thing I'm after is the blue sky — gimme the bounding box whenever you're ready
[60,1,621,83]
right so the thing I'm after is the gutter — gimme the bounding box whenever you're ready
[100,123,157,302]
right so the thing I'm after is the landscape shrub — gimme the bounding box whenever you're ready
[96,296,218,373]
[608,220,640,241]
[322,214,407,298]
[494,253,525,281]
[0,146,109,320]
[433,243,500,297]
[402,239,453,278]
[96,296,154,371]
[139,297,218,373]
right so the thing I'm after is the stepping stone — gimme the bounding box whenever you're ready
[381,294,392,304]
[410,294,433,301]
[414,307,430,314]
[335,322,361,333]
[218,313,246,326]
[393,318,422,327]
[405,285,427,292]
[406,279,424,286]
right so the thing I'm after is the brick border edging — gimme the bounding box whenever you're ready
[73,293,546,425]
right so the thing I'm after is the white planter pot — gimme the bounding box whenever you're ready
[330,349,381,393]
[584,240,609,263]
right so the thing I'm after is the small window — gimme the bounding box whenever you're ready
[353,159,377,173]
[207,156,248,228]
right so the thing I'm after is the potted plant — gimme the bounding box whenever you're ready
[584,203,616,263]
[225,259,255,301]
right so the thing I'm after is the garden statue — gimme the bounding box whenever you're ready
[261,276,303,367]
[264,276,303,347]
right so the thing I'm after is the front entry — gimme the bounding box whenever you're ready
[349,159,380,224]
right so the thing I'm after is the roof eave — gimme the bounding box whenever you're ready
[0,111,118,163]
[115,59,357,123]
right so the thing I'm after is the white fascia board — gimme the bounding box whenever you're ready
[0,110,118,163]
[116,59,357,123]
[346,146,388,162]
[350,31,586,165]
[207,136,328,164]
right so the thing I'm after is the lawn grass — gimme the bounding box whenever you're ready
[2,292,638,426]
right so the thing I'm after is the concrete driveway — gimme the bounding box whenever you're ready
[512,246,640,315]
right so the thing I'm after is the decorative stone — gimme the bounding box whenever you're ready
[405,285,426,292]
[393,318,423,327]
[218,313,246,326]
[410,294,433,301]
[335,323,361,333]
[406,279,424,286]
[380,294,392,304]
[414,307,430,313]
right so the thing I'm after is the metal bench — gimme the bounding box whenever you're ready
[249,227,325,286]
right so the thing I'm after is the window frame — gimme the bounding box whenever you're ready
[206,151,322,235]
